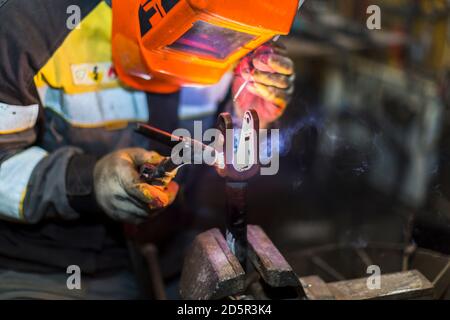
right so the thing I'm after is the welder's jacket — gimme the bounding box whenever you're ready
[0,0,230,273]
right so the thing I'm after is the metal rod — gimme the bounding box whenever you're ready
[225,181,248,270]
[135,123,220,160]
[136,123,183,148]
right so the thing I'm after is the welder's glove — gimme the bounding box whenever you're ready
[93,148,179,224]
[232,43,295,128]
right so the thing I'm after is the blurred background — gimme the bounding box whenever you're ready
[275,0,450,253]
[144,0,450,297]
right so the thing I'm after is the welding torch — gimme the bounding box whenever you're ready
[135,123,222,184]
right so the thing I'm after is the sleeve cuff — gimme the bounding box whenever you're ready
[66,154,102,217]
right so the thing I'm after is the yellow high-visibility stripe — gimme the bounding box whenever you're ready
[34,2,117,94]
[0,128,32,135]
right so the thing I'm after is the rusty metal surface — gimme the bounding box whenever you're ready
[225,182,248,270]
[285,243,450,300]
[300,270,436,300]
[327,270,434,300]
[179,228,245,300]
[300,276,335,300]
[247,225,304,292]
[286,243,450,286]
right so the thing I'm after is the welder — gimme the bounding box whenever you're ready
[0,0,298,299]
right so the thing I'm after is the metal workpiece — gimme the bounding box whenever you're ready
[217,110,260,271]
[215,110,260,181]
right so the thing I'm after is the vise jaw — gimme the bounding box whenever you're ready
[179,225,306,300]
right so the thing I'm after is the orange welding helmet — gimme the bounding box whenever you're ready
[111,0,300,93]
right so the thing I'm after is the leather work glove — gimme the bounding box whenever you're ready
[93,148,179,224]
[232,43,295,128]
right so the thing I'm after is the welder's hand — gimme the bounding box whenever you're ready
[93,148,179,224]
[232,43,295,128]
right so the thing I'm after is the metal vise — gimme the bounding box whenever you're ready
[179,225,306,300]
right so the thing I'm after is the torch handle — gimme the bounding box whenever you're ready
[139,157,180,185]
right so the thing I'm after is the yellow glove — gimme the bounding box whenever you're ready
[94,148,179,224]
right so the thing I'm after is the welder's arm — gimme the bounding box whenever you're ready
[0,117,82,223]
[232,43,295,128]
[0,103,178,225]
